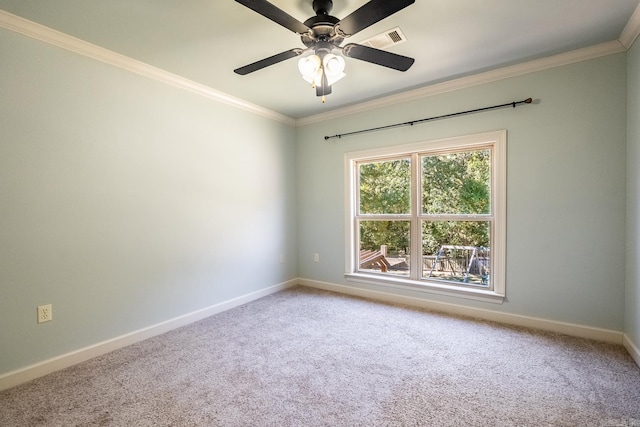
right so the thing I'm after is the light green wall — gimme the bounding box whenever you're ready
[627,39,640,349]
[0,20,635,379]
[0,29,297,375]
[296,53,628,331]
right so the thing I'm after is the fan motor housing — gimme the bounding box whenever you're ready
[302,15,343,47]
[301,0,343,47]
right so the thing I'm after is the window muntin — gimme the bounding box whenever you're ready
[345,131,506,302]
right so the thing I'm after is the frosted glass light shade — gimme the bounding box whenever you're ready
[323,54,345,85]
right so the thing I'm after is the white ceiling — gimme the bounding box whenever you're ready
[1,0,639,120]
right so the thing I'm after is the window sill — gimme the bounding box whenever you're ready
[344,273,505,304]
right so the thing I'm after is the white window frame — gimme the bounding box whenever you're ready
[344,130,506,303]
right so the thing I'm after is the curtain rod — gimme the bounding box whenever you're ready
[324,97,533,141]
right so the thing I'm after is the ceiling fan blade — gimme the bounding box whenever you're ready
[234,49,303,75]
[337,0,415,37]
[235,0,311,34]
[342,43,414,71]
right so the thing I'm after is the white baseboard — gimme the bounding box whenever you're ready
[623,334,640,368]
[0,279,297,392]
[3,278,633,392]
[298,278,624,345]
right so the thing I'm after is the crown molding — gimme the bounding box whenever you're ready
[1,8,634,129]
[0,10,296,127]
[620,3,640,49]
[296,40,626,126]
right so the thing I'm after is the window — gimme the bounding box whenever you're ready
[344,131,506,303]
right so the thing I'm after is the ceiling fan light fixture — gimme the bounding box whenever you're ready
[323,53,346,85]
[298,54,322,85]
[323,54,345,74]
[325,70,345,86]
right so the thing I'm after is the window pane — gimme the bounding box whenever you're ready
[422,221,490,286]
[359,158,410,214]
[359,220,410,276]
[422,149,491,214]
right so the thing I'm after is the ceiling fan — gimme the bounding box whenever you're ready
[234,0,416,101]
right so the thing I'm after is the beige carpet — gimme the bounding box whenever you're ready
[1,286,639,426]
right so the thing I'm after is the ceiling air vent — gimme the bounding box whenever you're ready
[359,27,407,50]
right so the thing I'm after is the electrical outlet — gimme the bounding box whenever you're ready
[314,253,320,262]
[37,304,52,324]
[279,254,285,264]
